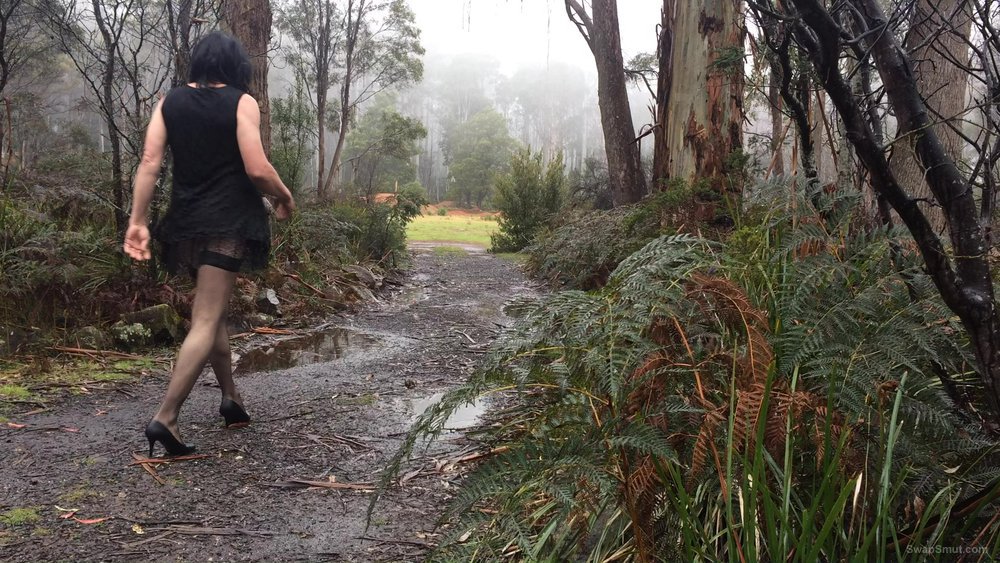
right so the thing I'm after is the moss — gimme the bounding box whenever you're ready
[0,385,31,399]
[59,486,99,503]
[0,508,41,526]
[92,372,132,383]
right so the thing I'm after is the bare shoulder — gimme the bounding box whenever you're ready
[236,93,261,119]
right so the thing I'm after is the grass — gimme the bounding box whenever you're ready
[0,508,40,526]
[407,214,498,247]
[0,384,30,399]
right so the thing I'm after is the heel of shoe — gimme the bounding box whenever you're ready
[220,399,250,427]
[144,420,196,457]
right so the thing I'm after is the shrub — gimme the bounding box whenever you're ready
[379,189,998,560]
[489,149,564,253]
[436,207,448,216]
[525,204,661,290]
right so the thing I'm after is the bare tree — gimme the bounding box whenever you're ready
[322,0,423,198]
[44,0,171,231]
[566,0,646,206]
[277,0,341,197]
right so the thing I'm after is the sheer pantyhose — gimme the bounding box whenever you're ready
[152,264,239,439]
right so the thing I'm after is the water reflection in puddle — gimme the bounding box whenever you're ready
[402,392,487,430]
[235,328,380,374]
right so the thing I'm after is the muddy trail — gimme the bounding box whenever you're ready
[0,246,533,562]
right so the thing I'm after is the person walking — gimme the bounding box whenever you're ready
[123,31,295,456]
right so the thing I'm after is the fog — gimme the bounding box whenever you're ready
[409,0,663,75]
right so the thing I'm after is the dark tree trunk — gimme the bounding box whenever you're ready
[92,0,125,232]
[222,0,272,156]
[166,0,194,87]
[785,0,1000,422]
[888,0,972,233]
[566,0,646,206]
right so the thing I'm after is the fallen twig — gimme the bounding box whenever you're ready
[50,346,143,359]
[149,525,278,537]
[284,273,327,297]
[357,535,435,548]
[451,329,476,344]
[257,410,315,423]
[252,326,296,335]
[265,479,375,491]
[128,453,210,465]
[130,452,166,485]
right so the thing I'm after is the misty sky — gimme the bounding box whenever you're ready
[408,0,663,74]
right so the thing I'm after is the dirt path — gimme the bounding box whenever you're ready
[0,246,532,562]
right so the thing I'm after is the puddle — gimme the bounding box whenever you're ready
[402,392,487,430]
[234,328,381,374]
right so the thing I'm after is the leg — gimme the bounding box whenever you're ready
[152,265,237,437]
[209,319,243,405]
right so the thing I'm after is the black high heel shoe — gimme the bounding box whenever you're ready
[220,398,251,427]
[145,420,196,457]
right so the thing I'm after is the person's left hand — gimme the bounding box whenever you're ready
[124,224,151,260]
[275,197,295,221]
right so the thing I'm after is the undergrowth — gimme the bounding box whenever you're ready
[376,181,1000,561]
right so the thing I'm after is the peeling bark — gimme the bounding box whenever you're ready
[661,0,744,214]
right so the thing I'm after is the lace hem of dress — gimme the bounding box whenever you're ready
[161,236,268,276]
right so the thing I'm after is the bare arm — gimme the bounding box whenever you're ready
[236,94,294,205]
[130,97,167,227]
[124,97,167,260]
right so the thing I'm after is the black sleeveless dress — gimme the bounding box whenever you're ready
[154,85,270,275]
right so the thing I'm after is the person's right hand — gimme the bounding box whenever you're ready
[124,224,151,260]
[275,197,295,221]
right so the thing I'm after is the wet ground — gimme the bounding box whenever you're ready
[0,246,533,562]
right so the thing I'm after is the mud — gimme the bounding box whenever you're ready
[0,245,534,562]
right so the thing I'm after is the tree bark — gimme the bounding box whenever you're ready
[661,0,745,216]
[786,0,1000,422]
[566,0,646,205]
[221,0,272,156]
[651,0,673,187]
[888,0,972,233]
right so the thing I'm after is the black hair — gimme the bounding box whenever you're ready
[188,31,252,92]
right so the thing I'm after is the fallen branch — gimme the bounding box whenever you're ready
[252,327,296,335]
[130,452,166,485]
[357,535,435,548]
[149,525,278,537]
[265,479,375,491]
[284,273,327,297]
[128,453,211,465]
[50,346,142,359]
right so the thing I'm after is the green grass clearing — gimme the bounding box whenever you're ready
[407,214,497,247]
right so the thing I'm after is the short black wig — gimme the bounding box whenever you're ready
[188,31,252,92]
